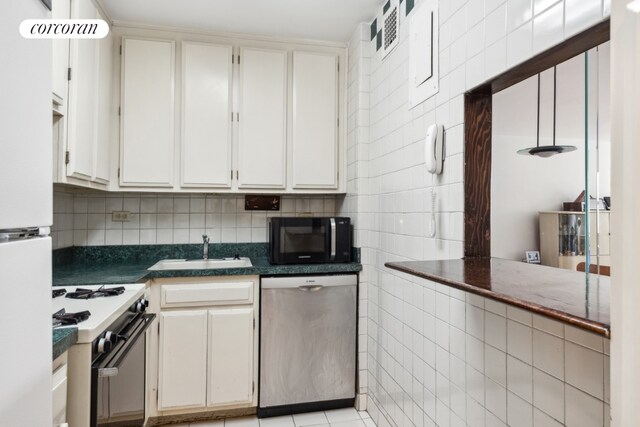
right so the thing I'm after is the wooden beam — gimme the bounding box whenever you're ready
[472,19,610,95]
[464,92,492,258]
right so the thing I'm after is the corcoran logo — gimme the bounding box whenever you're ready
[19,19,109,39]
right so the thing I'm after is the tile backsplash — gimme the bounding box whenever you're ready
[52,190,337,249]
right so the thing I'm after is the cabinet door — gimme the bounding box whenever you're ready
[181,42,232,188]
[66,0,99,180]
[121,38,175,187]
[94,29,113,184]
[52,0,70,104]
[207,307,254,407]
[158,311,207,410]
[238,48,287,189]
[291,52,339,189]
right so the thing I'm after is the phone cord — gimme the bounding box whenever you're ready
[429,189,436,238]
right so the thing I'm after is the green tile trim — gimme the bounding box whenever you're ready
[383,0,391,14]
[370,18,377,41]
[376,30,382,51]
[406,0,415,16]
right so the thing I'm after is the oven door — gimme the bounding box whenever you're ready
[91,313,155,427]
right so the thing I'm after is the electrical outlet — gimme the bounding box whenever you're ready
[111,211,131,222]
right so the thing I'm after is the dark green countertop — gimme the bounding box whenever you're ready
[52,327,78,360]
[53,244,362,286]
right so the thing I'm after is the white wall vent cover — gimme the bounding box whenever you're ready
[409,0,439,109]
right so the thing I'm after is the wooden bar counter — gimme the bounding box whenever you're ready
[385,258,610,337]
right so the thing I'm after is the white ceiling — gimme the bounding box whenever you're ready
[98,0,384,43]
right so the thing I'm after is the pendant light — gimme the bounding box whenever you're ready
[517,67,577,157]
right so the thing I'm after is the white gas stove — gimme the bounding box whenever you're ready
[52,284,146,343]
[53,284,152,427]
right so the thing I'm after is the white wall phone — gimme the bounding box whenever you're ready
[425,124,444,238]
[425,124,445,174]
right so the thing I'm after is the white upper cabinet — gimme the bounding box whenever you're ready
[51,0,70,105]
[291,51,339,189]
[120,38,175,187]
[237,48,288,189]
[94,30,113,184]
[181,42,233,188]
[66,0,99,181]
[58,0,112,187]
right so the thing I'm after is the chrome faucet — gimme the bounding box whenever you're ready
[202,234,210,260]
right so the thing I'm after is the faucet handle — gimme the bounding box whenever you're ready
[202,234,210,243]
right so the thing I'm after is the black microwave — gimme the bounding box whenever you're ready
[268,217,351,264]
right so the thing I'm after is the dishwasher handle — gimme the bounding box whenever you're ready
[298,285,324,292]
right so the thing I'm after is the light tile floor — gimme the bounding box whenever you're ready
[172,407,375,427]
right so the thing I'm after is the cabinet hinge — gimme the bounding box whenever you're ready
[118,106,121,116]
[337,60,340,72]
[119,45,122,55]
[253,318,255,330]
[252,381,255,393]
[238,55,240,64]
[157,322,160,334]
[67,67,72,81]
[64,151,70,165]
[117,168,120,178]
[232,54,235,64]
[230,170,233,180]
[236,112,239,122]
[236,170,239,180]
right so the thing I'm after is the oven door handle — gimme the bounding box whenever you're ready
[97,313,155,378]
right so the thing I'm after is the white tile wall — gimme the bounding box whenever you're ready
[340,23,373,410]
[365,278,610,427]
[344,0,610,425]
[52,190,337,248]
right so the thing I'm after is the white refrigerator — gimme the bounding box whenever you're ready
[0,0,53,426]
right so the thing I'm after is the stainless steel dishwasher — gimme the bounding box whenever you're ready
[258,274,357,417]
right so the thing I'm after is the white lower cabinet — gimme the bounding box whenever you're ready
[207,307,254,407]
[158,310,208,410]
[153,276,258,415]
[52,353,68,427]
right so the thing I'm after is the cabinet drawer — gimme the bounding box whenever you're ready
[161,282,254,307]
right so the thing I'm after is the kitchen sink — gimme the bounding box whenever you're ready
[148,258,253,271]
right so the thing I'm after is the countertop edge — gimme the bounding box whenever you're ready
[385,261,610,338]
[52,262,363,286]
[52,327,78,361]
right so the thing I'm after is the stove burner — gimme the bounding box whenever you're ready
[52,289,66,298]
[52,308,91,327]
[65,285,126,299]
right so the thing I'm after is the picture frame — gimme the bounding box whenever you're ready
[525,251,541,264]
